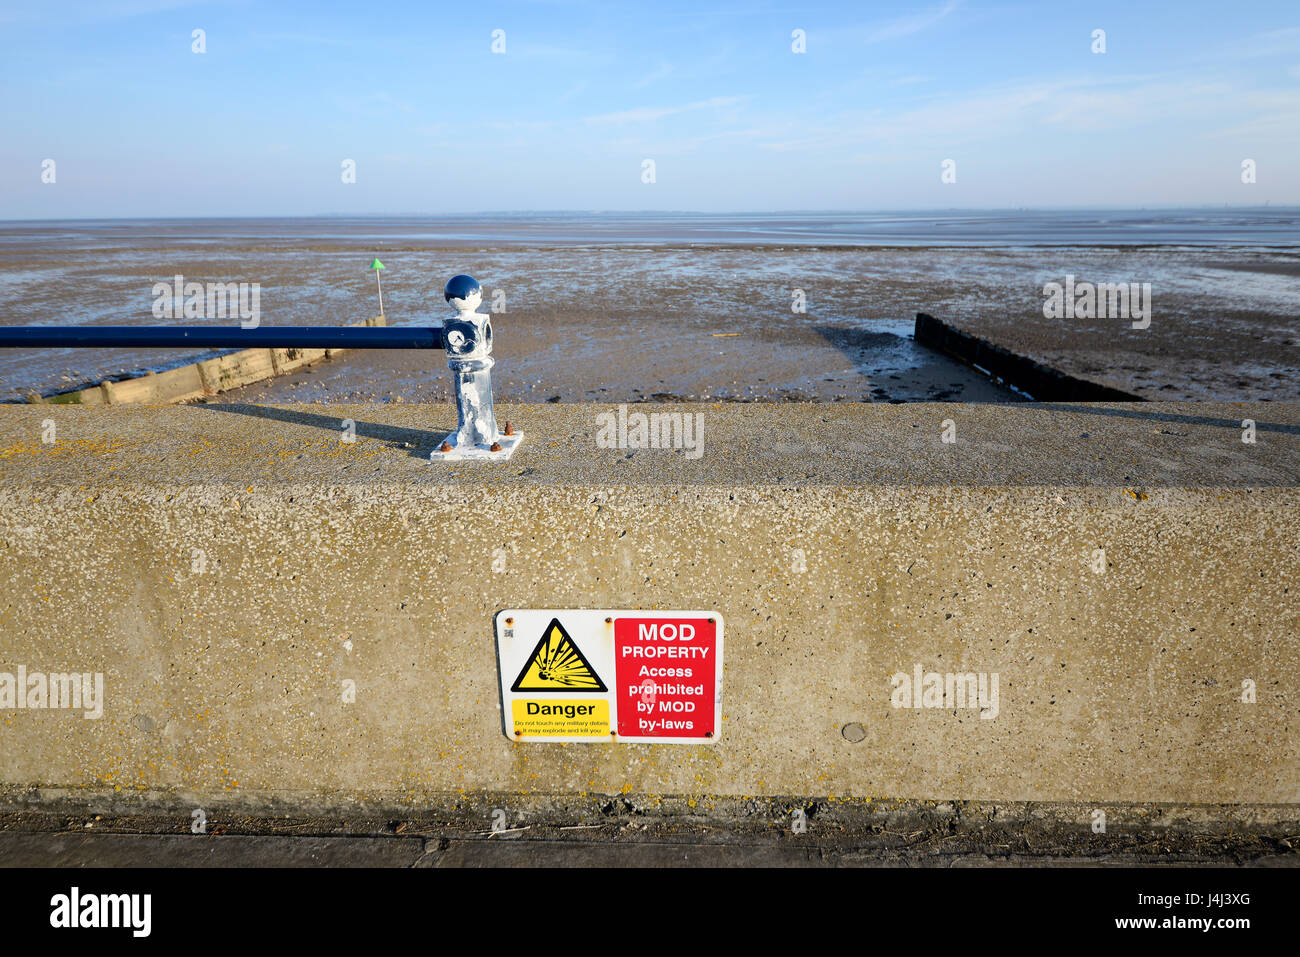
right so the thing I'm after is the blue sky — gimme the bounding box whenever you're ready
[1,0,1298,217]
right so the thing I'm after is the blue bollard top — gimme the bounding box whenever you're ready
[444,274,480,305]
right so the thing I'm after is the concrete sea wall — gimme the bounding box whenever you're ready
[0,402,1296,819]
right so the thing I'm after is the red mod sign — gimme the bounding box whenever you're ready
[615,616,718,740]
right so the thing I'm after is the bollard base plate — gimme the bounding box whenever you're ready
[431,432,523,463]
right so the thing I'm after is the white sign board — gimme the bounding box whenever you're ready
[495,609,724,744]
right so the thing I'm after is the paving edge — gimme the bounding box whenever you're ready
[2,789,1297,865]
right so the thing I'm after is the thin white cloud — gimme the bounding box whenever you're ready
[0,0,220,23]
[556,81,588,103]
[250,32,343,46]
[1247,27,1300,57]
[335,91,414,116]
[486,119,561,133]
[862,0,961,44]
[583,95,746,125]
[601,126,770,156]
[752,72,1266,153]
[635,62,675,88]
[1204,89,1300,142]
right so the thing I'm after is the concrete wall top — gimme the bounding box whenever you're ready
[2,402,1297,490]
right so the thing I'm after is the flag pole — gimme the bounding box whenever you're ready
[369,258,386,317]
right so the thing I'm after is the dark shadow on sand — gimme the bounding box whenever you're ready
[196,402,452,460]
[1030,402,1300,436]
[812,324,1025,403]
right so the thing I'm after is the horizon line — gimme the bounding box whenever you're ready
[2,204,1299,224]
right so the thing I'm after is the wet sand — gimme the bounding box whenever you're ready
[2,232,1297,404]
[220,245,1299,405]
[219,315,1016,406]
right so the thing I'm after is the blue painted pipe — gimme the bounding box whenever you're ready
[0,325,444,350]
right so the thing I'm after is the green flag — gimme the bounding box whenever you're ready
[369,258,385,270]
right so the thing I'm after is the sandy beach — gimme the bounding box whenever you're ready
[1,217,1297,404]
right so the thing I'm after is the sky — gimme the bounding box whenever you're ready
[1,0,1298,217]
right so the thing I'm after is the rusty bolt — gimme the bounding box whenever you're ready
[438,440,452,453]
[490,441,503,452]
[605,617,613,624]
[708,617,716,624]
[514,730,521,737]
[705,731,713,738]
[504,421,515,436]
[505,617,513,626]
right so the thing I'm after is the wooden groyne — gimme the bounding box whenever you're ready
[914,312,1143,401]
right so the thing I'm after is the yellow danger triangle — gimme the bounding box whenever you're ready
[512,618,607,692]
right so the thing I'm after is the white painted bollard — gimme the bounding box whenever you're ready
[433,274,522,461]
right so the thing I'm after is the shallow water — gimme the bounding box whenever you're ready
[4,209,1297,248]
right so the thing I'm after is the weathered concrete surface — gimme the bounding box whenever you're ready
[0,403,1297,818]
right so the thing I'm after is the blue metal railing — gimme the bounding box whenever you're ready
[0,325,444,350]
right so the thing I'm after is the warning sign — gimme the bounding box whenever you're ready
[511,619,607,692]
[495,610,723,744]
